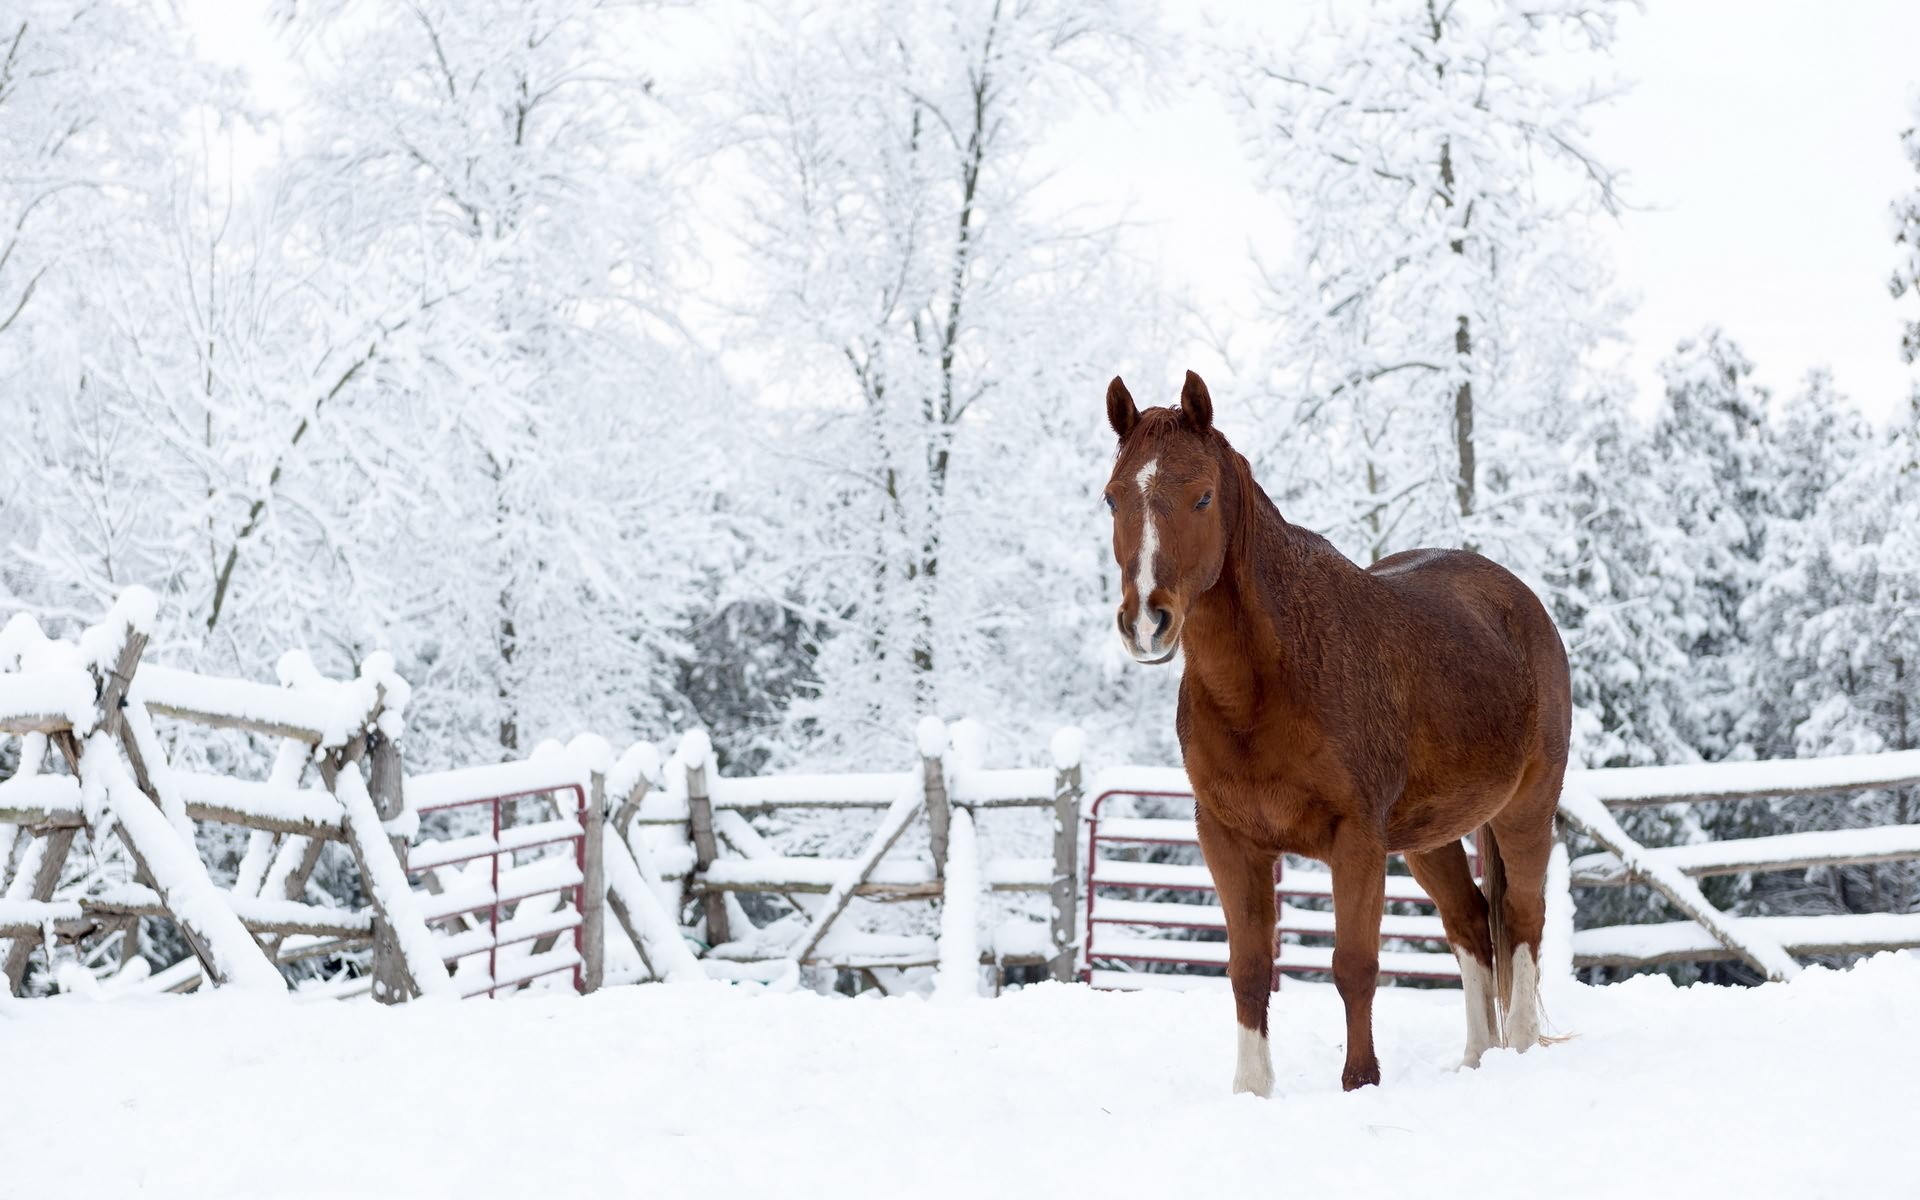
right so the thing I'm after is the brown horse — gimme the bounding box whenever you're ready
[1102,371,1571,1096]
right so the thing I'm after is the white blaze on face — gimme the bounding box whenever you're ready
[1132,457,1159,655]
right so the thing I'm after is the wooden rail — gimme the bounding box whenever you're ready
[638,717,1080,989]
[1563,762,1920,977]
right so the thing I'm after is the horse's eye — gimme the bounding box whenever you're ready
[1195,492,1213,511]
[1104,494,1116,513]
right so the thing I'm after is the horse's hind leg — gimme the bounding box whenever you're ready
[1489,768,1561,1051]
[1196,809,1277,1097]
[1404,842,1497,1067]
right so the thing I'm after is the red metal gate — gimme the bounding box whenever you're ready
[1081,787,1466,989]
[410,783,589,997]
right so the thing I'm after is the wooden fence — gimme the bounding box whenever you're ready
[1560,754,1920,979]
[6,590,1919,1000]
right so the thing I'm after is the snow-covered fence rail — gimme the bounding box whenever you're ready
[1562,757,1920,979]
[615,718,1084,991]
[0,590,615,1002]
[0,590,445,997]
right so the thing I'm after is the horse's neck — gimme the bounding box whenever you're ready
[1180,473,1322,725]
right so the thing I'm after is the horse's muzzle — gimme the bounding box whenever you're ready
[1118,605,1180,664]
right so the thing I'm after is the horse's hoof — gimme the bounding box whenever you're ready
[1341,1064,1381,1091]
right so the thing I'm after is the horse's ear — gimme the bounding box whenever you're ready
[1181,370,1213,431]
[1106,376,1138,440]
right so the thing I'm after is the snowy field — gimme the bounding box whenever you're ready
[5,955,1915,1199]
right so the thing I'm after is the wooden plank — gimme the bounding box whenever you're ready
[580,769,606,992]
[1572,912,1920,967]
[88,634,247,985]
[792,786,925,964]
[0,774,84,829]
[604,829,704,982]
[0,714,73,737]
[75,731,286,990]
[70,893,370,939]
[2,826,78,993]
[1569,824,1920,886]
[923,748,950,882]
[694,877,944,898]
[685,753,731,946]
[1558,783,1801,982]
[335,760,455,1002]
[1573,750,1920,809]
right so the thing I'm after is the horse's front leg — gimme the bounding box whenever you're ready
[1196,808,1277,1097]
[1329,836,1387,1090]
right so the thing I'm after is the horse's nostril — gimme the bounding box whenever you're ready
[1153,608,1172,639]
[1117,609,1132,637]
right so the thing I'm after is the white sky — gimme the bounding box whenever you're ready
[186,0,1920,419]
[1056,0,1920,419]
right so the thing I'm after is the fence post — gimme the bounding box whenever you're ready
[683,731,731,948]
[919,718,950,880]
[582,767,606,993]
[364,723,412,1004]
[1048,728,1085,983]
[368,721,407,868]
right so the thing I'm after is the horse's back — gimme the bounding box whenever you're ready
[1365,546,1571,771]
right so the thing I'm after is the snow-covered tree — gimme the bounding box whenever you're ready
[0,3,233,605]
[270,0,731,762]
[721,0,1174,764]
[1223,0,1629,560]
[1894,98,1920,366]
[1649,329,1774,760]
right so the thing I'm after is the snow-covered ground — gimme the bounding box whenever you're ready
[5,955,1915,1199]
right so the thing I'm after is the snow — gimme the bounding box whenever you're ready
[1573,911,1920,964]
[678,728,713,772]
[934,807,979,1002]
[407,758,592,813]
[0,668,97,733]
[227,897,371,936]
[169,768,343,829]
[0,772,83,822]
[949,766,1053,804]
[709,771,904,809]
[606,741,663,807]
[1567,749,1920,805]
[75,585,157,672]
[702,857,937,890]
[915,714,947,759]
[1049,725,1085,771]
[134,665,339,743]
[5,956,1915,1196]
[1570,822,1920,883]
[0,897,83,934]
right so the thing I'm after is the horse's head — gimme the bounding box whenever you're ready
[1102,370,1227,665]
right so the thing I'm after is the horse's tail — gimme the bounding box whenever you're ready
[1479,823,1513,1043]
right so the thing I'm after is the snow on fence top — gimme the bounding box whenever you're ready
[1570,750,1920,806]
[408,756,594,813]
